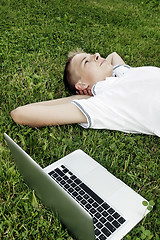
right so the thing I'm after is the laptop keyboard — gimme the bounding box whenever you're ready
[48,165,126,240]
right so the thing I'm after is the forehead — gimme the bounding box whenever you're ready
[72,53,88,67]
[69,53,87,77]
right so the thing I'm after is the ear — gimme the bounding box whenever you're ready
[75,81,89,91]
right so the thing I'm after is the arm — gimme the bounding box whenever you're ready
[106,52,125,66]
[11,95,90,127]
[24,95,91,106]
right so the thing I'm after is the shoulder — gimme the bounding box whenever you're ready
[112,65,132,77]
[92,77,119,95]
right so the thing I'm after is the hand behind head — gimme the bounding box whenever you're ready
[76,89,93,96]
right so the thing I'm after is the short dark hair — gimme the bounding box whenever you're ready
[63,50,83,94]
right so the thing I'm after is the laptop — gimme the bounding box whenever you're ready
[4,133,150,240]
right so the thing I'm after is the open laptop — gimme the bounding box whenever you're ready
[4,133,150,240]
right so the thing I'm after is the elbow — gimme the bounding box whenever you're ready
[112,52,118,56]
[11,107,24,125]
[11,106,41,128]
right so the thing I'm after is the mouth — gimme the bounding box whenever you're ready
[100,59,106,66]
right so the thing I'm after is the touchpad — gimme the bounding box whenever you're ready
[82,167,124,200]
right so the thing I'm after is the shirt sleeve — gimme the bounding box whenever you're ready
[72,99,93,128]
[72,96,124,130]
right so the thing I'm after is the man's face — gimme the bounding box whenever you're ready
[70,52,113,89]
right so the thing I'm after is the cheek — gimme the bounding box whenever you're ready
[87,67,100,81]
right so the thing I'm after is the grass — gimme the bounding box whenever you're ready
[0,0,160,239]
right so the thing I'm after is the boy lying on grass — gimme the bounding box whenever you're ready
[11,51,160,137]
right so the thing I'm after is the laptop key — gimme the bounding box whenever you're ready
[61,165,66,169]
[95,212,101,219]
[83,194,89,200]
[85,203,92,210]
[93,201,98,208]
[48,170,54,176]
[63,175,69,180]
[76,195,83,201]
[79,190,85,195]
[67,179,72,184]
[96,222,103,229]
[61,166,69,173]
[118,217,126,224]
[80,183,104,204]
[95,229,101,236]
[107,215,114,222]
[102,211,109,217]
[99,234,107,240]
[97,206,103,212]
[68,187,74,193]
[108,208,115,215]
[105,222,116,233]
[56,176,62,182]
[75,186,81,191]
[81,199,87,205]
[75,178,82,184]
[72,191,78,197]
[113,212,120,219]
[102,227,111,237]
[90,208,96,215]
[88,198,94,204]
[102,202,110,210]
[71,175,77,180]
[93,217,98,224]
[64,183,70,189]
[54,168,65,177]
[60,180,65,185]
[112,220,121,228]
[49,171,58,178]
[99,217,107,224]
[71,182,76,188]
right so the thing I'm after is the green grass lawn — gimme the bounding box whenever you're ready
[1,0,160,239]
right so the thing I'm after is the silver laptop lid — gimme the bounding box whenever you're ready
[4,133,95,240]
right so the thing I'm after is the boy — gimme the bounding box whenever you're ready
[11,52,160,137]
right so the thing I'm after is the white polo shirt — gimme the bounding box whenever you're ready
[72,65,160,137]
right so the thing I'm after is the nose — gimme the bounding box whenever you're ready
[94,53,100,61]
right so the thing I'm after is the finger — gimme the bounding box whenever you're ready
[88,89,93,96]
[79,90,84,95]
[84,89,89,95]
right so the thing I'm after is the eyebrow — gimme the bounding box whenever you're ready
[81,56,86,64]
